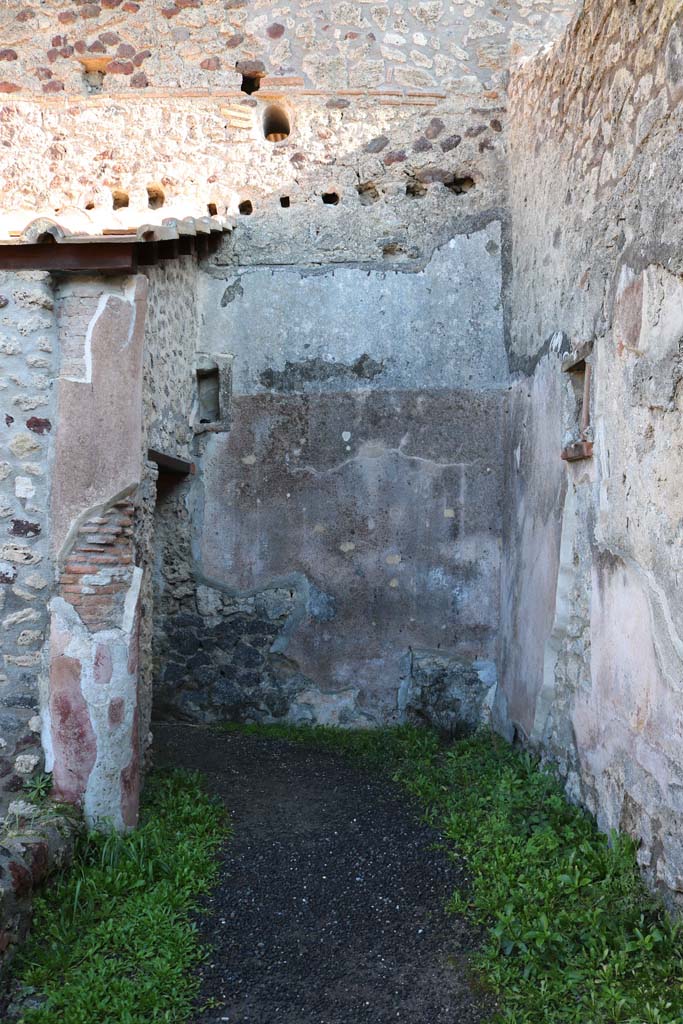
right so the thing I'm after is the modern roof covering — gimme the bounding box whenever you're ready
[0,208,233,273]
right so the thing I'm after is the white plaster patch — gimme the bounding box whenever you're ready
[3,607,40,628]
[50,574,142,832]
[14,754,40,775]
[15,476,35,500]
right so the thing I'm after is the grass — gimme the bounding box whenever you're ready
[12,769,227,1024]
[222,722,683,1024]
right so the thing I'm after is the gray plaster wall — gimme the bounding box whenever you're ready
[200,224,506,395]
[500,0,683,905]
[159,387,505,725]
[152,210,509,726]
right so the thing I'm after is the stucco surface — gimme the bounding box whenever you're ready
[52,276,147,557]
[201,225,506,395]
[195,388,504,721]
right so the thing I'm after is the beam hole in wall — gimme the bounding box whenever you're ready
[207,202,218,216]
[112,189,129,210]
[280,196,291,208]
[445,175,475,195]
[147,183,165,210]
[263,104,291,143]
[238,199,253,216]
[85,200,95,211]
[406,178,427,198]
[322,191,340,205]
[357,181,380,205]
[240,72,261,95]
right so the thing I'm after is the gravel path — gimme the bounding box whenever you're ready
[154,723,493,1024]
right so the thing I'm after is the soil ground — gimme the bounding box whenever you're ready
[154,722,494,1024]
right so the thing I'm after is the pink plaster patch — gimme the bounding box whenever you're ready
[49,647,97,805]
[614,268,643,355]
[120,705,140,828]
[94,643,113,685]
[108,696,125,727]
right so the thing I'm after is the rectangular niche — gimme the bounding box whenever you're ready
[195,353,233,431]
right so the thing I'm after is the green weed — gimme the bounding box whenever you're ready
[22,772,52,805]
[13,769,227,1024]
[226,723,683,1024]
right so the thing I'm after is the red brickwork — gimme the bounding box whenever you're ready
[59,500,135,632]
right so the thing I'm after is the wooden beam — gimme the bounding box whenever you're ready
[561,441,594,463]
[0,231,225,273]
[0,241,138,273]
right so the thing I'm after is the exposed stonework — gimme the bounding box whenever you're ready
[0,272,57,819]
[0,92,506,222]
[0,0,577,96]
[0,800,78,972]
[399,649,496,737]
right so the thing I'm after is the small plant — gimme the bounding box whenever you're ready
[12,769,227,1024]
[23,771,52,804]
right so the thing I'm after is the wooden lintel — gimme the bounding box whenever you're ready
[0,232,225,273]
[148,449,196,475]
[0,241,138,273]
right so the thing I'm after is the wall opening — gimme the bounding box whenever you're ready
[238,199,254,216]
[406,178,427,198]
[147,183,165,210]
[357,181,380,205]
[112,189,130,210]
[280,196,291,208]
[207,202,218,216]
[197,364,221,424]
[241,73,261,95]
[445,175,475,195]
[322,191,340,205]
[263,104,291,143]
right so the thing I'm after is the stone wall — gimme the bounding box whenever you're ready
[0,89,505,220]
[0,273,57,818]
[500,0,683,905]
[155,199,508,725]
[46,274,148,829]
[0,0,577,96]
[156,386,506,727]
[138,258,200,761]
